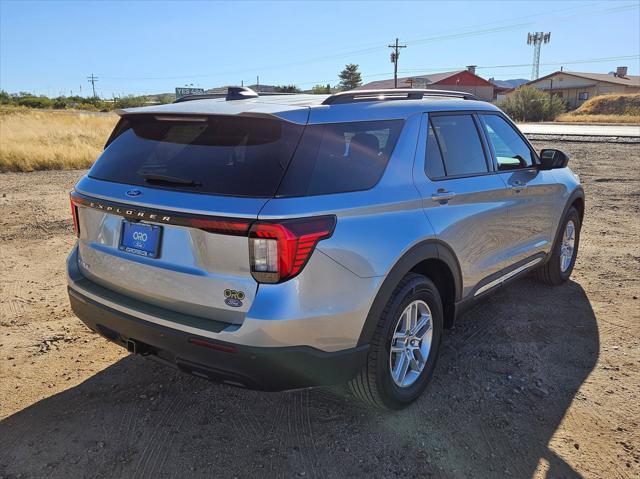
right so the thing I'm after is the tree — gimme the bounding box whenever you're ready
[338,64,362,91]
[273,85,301,93]
[499,86,565,122]
[0,90,12,105]
[311,84,332,94]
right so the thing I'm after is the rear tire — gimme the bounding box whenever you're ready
[348,273,443,410]
[535,206,581,286]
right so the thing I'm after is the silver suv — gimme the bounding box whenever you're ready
[67,88,584,409]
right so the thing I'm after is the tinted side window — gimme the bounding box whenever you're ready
[481,114,534,170]
[425,120,445,179]
[430,115,488,176]
[278,120,404,197]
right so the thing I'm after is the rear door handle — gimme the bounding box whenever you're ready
[431,190,456,202]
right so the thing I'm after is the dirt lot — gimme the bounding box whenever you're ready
[0,141,638,478]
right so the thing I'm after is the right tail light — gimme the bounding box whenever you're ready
[248,216,336,283]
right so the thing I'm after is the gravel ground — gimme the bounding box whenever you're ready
[0,141,638,478]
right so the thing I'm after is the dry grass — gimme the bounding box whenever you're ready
[0,108,118,172]
[556,93,640,124]
[573,93,640,116]
[556,113,640,124]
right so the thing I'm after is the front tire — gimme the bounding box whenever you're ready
[535,206,581,286]
[348,273,443,410]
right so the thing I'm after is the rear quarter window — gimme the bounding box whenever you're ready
[425,120,446,179]
[277,120,404,197]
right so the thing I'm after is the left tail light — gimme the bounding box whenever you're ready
[70,193,80,237]
[249,216,336,283]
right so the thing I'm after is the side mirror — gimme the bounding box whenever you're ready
[539,149,570,170]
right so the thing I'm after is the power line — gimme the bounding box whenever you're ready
[93,1,638,83]
[87,74,98,98]
[388,38,407,88]
[396,54,640,74]
[289,53,639,88]
[94,52,640,96]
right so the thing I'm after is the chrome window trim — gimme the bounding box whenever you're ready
[423,110,498,182]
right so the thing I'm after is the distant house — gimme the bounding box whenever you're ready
[488,78,528,101]
[490,83,514,101]
[354,66,495,101]
[524,67,640,109]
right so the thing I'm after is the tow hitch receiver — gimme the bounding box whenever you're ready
[126,338,153,356]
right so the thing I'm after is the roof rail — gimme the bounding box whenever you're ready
[322,89,479,105]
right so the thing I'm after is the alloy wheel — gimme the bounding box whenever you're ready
[560,220,576,273]
[389,300,433,388]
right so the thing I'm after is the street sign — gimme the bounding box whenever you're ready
[175,87,205,98]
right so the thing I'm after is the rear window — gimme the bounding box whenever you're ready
[89,116,304,197]
[277,120,404,197]
[430,115,488,177]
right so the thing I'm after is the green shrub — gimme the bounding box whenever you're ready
[52,97,68,109]
[499,86,565,121]
[16,95,53,109]
[0,90,12,105]
[114,95,150,108]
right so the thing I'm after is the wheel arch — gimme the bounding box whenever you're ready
[357,240,462,346]
[571,194,585,223]
[549,187,585,257]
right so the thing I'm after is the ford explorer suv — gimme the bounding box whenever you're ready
[67,87,584,409]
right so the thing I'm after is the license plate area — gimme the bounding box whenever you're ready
[119,220,162,258]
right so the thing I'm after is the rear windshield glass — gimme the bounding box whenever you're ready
[89,116,304,197]
[277,120,404,197]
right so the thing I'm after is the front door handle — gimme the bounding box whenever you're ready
[510,180,527,191]
[431,189,456,202]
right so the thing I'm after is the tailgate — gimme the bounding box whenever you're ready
[72,178,265,325]
[70,112,308,325]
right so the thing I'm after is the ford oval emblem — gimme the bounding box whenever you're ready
[126,189,142,197]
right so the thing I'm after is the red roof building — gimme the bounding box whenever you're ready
[354,67,495,101]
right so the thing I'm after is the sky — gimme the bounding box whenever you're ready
[1,0,639,97]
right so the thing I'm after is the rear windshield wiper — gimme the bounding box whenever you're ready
[140,172,201,187]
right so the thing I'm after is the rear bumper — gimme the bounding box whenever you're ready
[68,283,368,391]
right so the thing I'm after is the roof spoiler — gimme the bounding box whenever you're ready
[322,89,479,105]
[173,86,302,103]
[173,86,258,103]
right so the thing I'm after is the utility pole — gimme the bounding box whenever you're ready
[87,73,98,98]
[388,38,406,88]
[526,32,551,80]
[256,75,260,93]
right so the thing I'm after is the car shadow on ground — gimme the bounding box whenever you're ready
[0,278,597,478]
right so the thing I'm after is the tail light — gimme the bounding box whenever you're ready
[249,216,336,283]
[189,218,251,236]
[69,193,80,237]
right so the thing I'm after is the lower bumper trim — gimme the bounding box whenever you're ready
[68,286,368,391]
